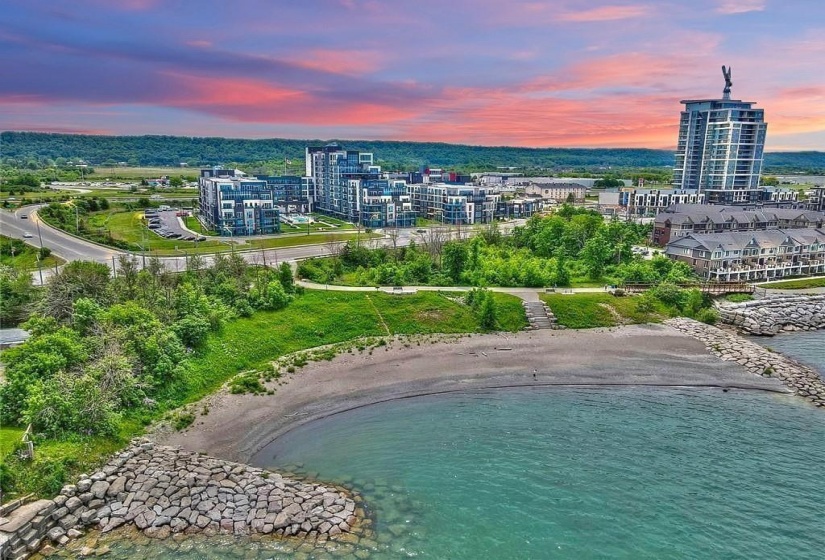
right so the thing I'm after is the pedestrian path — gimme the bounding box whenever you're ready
[522,301,559,330]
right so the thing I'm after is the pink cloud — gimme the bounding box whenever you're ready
[285,49,385,76]
[715,0,766,15]
[557,4,652,22]
[158,74,421,126]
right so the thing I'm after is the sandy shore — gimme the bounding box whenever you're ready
[158,324,789,463]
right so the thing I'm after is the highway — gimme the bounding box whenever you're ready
[1,206,522,278]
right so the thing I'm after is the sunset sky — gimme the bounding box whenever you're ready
[2,0,824,150]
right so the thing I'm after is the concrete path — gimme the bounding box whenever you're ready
[296,279,610,302]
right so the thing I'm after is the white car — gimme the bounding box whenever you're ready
[23,232,33,238]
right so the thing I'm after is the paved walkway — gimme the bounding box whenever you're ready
[295,280,607,302]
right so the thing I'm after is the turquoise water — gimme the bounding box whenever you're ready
[753,330,825,379]
[251,388,825,559]
[60,387,825,559]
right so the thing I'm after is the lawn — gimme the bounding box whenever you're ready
[541,292,668,329]
[52,209,379,255]
[757,277,825,290]
[170,289,523,404]
[0,235,64,270]
[0,427,25,462]
[184,215,216,236]
[91,167,196,179]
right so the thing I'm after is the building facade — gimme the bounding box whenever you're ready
[673,93,767,205]
[198,169,280,236]
[665,229,825,281]
[305,144,415,227]
[652,205,825,246]
[257,175,313,214]
[408,183,503,224]
[808,186,825,213]
[523,183,587,203]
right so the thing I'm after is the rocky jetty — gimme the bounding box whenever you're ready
[717,294,825,335]
[0,441,359,560]
[666,318,825,408]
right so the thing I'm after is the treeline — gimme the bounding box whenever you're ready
[298,207,695,288]
[4,132,825,173]
[2,131,675,170]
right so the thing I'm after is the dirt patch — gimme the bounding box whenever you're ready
[598,303,627,325]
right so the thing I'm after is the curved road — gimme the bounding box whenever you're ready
[1,206,523,280]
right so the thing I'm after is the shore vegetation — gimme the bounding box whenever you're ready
[0,253,525,500]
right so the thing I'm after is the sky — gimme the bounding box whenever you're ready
[1,0,824,150]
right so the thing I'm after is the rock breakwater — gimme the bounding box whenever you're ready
[0,441,359,560]
[717,294,825,335]
[666,318,825,408]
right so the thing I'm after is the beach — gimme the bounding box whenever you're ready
[157,323,789,463]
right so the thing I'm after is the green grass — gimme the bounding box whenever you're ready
[0,427,25,462]
[184,215,216,236]
[757,277,825,290]
[720,293,755,303]
[0,235,64,270]
[176,289,510,403]
[47,209,378,255]
[491,293,531,332]
[91,166,197,179]
[2,289,526,498]
[0,424,135,499]
[540,293,668,329]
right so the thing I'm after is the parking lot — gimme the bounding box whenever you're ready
[145,209,205,241]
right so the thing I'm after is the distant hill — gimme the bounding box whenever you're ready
[1,131,824,173]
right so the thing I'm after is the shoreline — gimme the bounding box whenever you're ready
[156,324,789,463]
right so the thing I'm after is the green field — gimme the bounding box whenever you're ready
[91,167,197,180]
[63,210,378,255]
[183,215,216,236]
[757,276,825,290]
[541,292,668,329]
[0,235,64,270]
[177,289,525,403]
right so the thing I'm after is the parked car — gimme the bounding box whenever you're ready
[196,236,206,242]
[148,223,161,229]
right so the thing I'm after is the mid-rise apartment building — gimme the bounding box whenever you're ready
[408,183,502,224]
[198,169,280,235]
[665,228,825,281]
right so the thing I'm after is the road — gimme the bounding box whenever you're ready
[1,205,524,276]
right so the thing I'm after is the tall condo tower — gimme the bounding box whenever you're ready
[672,66,767,205]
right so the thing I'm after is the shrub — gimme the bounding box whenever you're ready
[173,411,195,431]
[696,308,719,325]
[229,373,265,394]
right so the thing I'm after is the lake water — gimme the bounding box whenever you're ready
[751,330,825,380]
[68,385,825,559]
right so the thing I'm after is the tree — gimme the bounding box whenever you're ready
[278,262,295,292]
[169,176,184,188]
[40,261,111,321]
[442,242,469,283]
[479,292,497,330]
[580,233,613,279]
[0,265,35,325]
